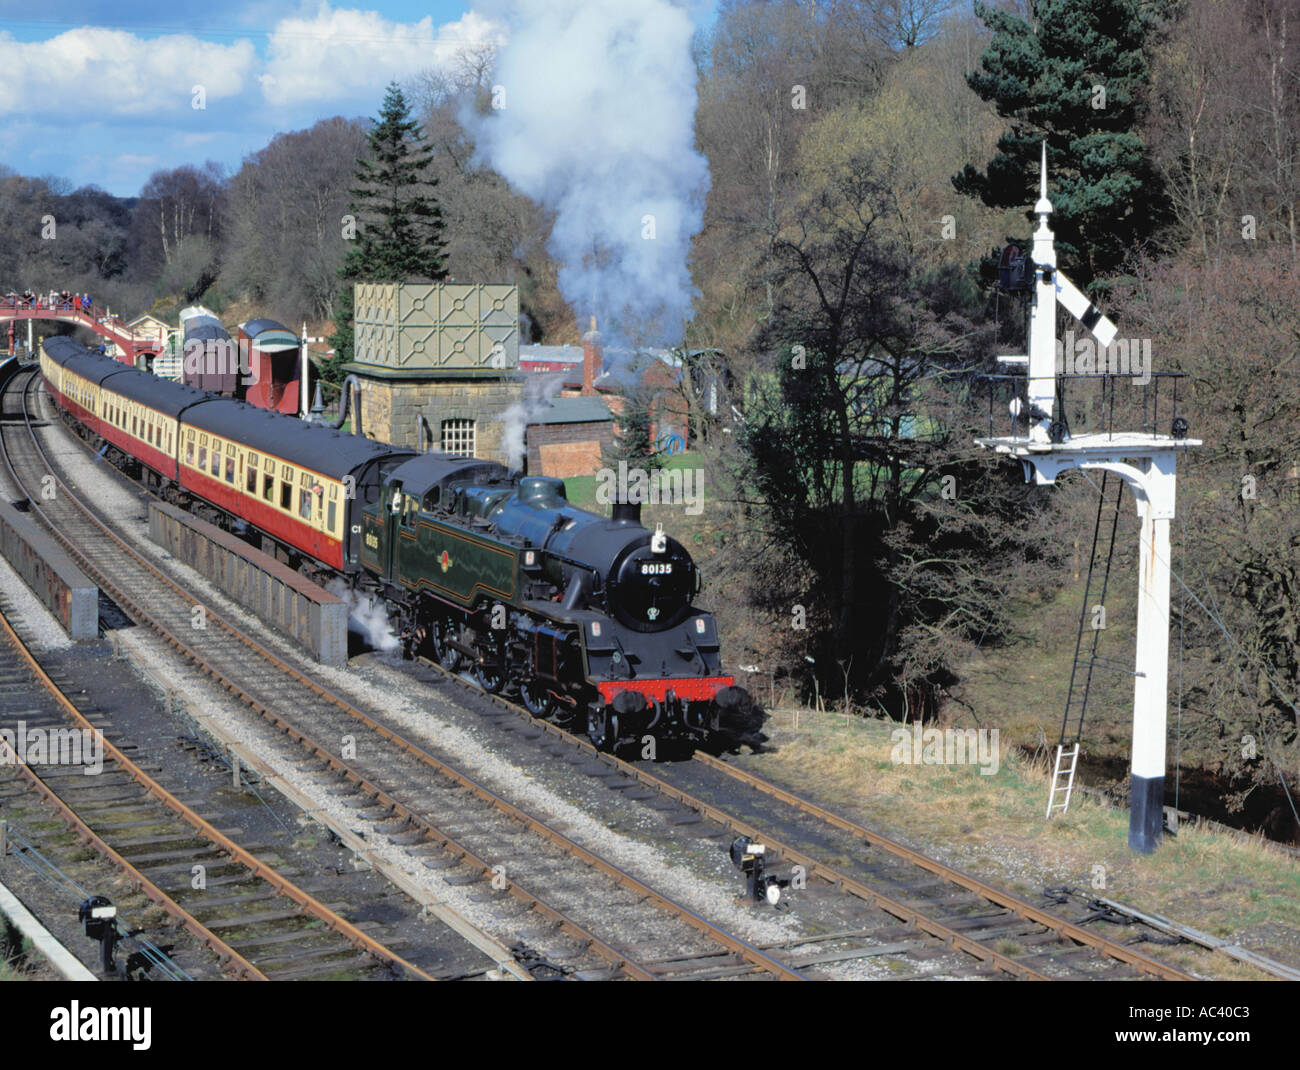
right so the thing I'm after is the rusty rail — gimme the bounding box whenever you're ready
[6,370,752,981]
[0,601,435,981]
[427,660,1199,982]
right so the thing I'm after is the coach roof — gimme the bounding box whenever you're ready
[103,364,214,417]
[240,318,293,338]
[43,334,109,370]
[183,398,409,478]
[44,336,214,416]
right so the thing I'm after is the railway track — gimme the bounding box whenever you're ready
[2,368,803,980]
[0,597,434,981]
[411,659,1205,980]
[6,365,1221,980]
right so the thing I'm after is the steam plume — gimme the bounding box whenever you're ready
[470,0,710,347]
[501,372,565,470]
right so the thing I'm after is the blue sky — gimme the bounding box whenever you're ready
[0,1,717,197]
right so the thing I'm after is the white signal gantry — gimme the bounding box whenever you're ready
[976,143,1201,854]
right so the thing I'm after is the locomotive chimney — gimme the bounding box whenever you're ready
[582,314,601,396]
[611,501,642,525]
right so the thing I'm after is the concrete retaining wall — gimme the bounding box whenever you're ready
[148,500,347,668]
[0,499,97,639]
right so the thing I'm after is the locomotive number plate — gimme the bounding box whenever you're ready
[639,563,673,575]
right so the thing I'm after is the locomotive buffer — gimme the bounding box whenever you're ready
[975,145,1200,854]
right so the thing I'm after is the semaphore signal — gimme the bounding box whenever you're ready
[976,144,1202,854]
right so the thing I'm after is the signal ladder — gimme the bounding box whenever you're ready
[1047,471,1128,818]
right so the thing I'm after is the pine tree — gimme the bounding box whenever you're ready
[605,386,665,472]
[953,0,1170,291]
[327,83,448,380]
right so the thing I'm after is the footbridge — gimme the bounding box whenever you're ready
[1,298,161,364]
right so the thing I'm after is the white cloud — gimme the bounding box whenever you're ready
[0,28,255,117]
[259,4,504,109]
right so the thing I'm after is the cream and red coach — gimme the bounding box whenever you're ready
[41,335,407,573]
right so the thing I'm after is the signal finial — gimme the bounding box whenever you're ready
[1034,140,1053,217]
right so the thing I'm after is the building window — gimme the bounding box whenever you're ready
[441,419,475,458]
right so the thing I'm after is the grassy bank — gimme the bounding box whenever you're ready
[733,706,1300,977]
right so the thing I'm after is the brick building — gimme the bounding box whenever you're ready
[523,395,615,477]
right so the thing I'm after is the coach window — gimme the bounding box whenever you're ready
[211,443,221,476]
[246,453,258,494]
[198,445,207,469]
[280,467,293,511]
[327,484,339,536]
[132,415,138,436]
[263,469,275,503]
[225,455,235,484]
[299,487,312,520]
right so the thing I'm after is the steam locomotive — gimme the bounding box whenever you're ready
[39,335,756,752]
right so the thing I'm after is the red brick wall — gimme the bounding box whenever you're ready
[527,420,615,477]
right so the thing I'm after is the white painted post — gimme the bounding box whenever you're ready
[1027,142,1058,443]
[1129,458,1177,853]
[300,322,309,420]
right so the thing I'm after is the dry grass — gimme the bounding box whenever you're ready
[733,706,1300,978]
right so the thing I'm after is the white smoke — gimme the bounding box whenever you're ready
[327,578,401,653]
[501,371,565,470]
[470,0,710,348]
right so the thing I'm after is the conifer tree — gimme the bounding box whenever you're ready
[953,0,1169,290]
[605,386,665,472]
[327,83,448,381]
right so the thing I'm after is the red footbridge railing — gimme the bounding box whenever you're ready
[0,298,161,364]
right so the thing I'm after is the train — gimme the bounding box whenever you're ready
[178,307,302,414]
[38,334,757,752]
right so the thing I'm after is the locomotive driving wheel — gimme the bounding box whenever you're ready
[430,619,463,672]
[519,677,555,717]
[473,659,504,693]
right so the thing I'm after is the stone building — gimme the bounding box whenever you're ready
[342,282,523,464]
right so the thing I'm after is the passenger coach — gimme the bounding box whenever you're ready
[179,400,409,571]
[41,335,414,574]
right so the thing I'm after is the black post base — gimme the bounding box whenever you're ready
[1129,774,1164,854]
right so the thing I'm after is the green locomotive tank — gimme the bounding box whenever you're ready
[357,453,753,751]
